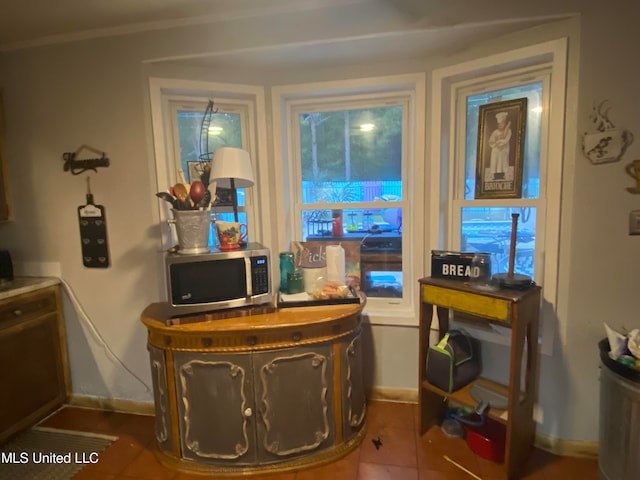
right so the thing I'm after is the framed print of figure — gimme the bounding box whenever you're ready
[187,161,207,184]
[475,98,527,199]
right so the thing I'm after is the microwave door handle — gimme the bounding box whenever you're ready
[245,257,253,297]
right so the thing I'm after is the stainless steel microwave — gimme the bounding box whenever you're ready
[165,243,272,316]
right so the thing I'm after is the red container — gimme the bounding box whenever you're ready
[464,418,506,463]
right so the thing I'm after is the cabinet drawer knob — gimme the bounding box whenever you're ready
[292,332,302,342]
[13,309,22,316]
[244,407,253,417]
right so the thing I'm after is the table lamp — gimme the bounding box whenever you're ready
[209,147,255,222]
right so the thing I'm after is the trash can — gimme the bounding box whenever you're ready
[598,339,640,480]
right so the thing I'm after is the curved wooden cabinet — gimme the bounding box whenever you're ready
[141,299,366,475]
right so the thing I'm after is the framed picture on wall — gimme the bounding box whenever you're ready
[186,161,207,184]
[474,98,527,199]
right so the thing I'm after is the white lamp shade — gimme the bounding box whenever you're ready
[209,147,255,188]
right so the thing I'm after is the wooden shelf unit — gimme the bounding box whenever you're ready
[418,277,541,479]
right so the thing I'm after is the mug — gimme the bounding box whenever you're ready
[216,221,248,250]
[625,159,640,193]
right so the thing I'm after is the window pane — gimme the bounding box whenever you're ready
[176,109,242,181]
[464,83,543,200]
[461,207,536,278]
[299,106,403,201]
[175,107,247,248]
[303,208,402,238]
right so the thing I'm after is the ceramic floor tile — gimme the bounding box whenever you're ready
[84,434,148,475]
[102,412,155,436]
[357,462,419,480]
[541,454,599,480]
[71,469,118,480]
[118,448,178,480]
[173,471,297,480]
[360,425,417,468]
[419,468,478,480]
[31,402,598,480]
[366,400,416,430]
[416,427,481,477]
[246,473,297,480]
[517,449,558,480]
[294,446,360,480]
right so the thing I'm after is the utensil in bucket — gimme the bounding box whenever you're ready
[169,209,214,254]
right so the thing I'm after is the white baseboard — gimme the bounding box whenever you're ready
[534,433,598,459]
[368,387,418,403]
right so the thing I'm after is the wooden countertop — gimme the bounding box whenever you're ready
[0,276,60,301]
[141,296,366,352]
[419,276,540,303]
[142,298,365,332]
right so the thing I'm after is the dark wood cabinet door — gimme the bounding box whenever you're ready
[173,351,257,465]
[0,311,65,441]
[254,344,334,462]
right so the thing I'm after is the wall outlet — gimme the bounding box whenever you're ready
[533,403,544,424]
[630,210,640,235]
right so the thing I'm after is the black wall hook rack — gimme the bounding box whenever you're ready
[63,144,110,175]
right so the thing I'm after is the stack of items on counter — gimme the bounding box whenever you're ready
[605,323,640,371]
[278,242,360,305]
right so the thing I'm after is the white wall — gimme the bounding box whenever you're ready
[0,0,638,442]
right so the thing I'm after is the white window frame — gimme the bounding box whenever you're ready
[148,78,271,253]
[272,74,426,325]
[429,39,568,354]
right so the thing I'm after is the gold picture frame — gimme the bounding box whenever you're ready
[474,98,527,199]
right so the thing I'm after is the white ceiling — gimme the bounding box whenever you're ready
[0,0,372,50]
[0,0,567,68]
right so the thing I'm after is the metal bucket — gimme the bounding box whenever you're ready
[599,339,640,480]
[170,209,213,254]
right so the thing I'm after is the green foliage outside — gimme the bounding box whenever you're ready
[298,106,403,182]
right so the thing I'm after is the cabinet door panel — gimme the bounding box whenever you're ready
[254,344,334,461]
[148,345,172,453]
[0,312,64,437]
[173,352,256,464]
[341,328,366,440]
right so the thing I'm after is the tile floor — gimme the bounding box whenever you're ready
[33,401,598,479]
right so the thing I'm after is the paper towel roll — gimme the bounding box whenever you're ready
[325,245,346,284]
[303,267,326,294]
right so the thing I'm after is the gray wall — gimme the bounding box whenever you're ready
[0,1,638,443]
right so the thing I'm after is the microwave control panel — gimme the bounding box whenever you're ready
[251,256,270,294]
